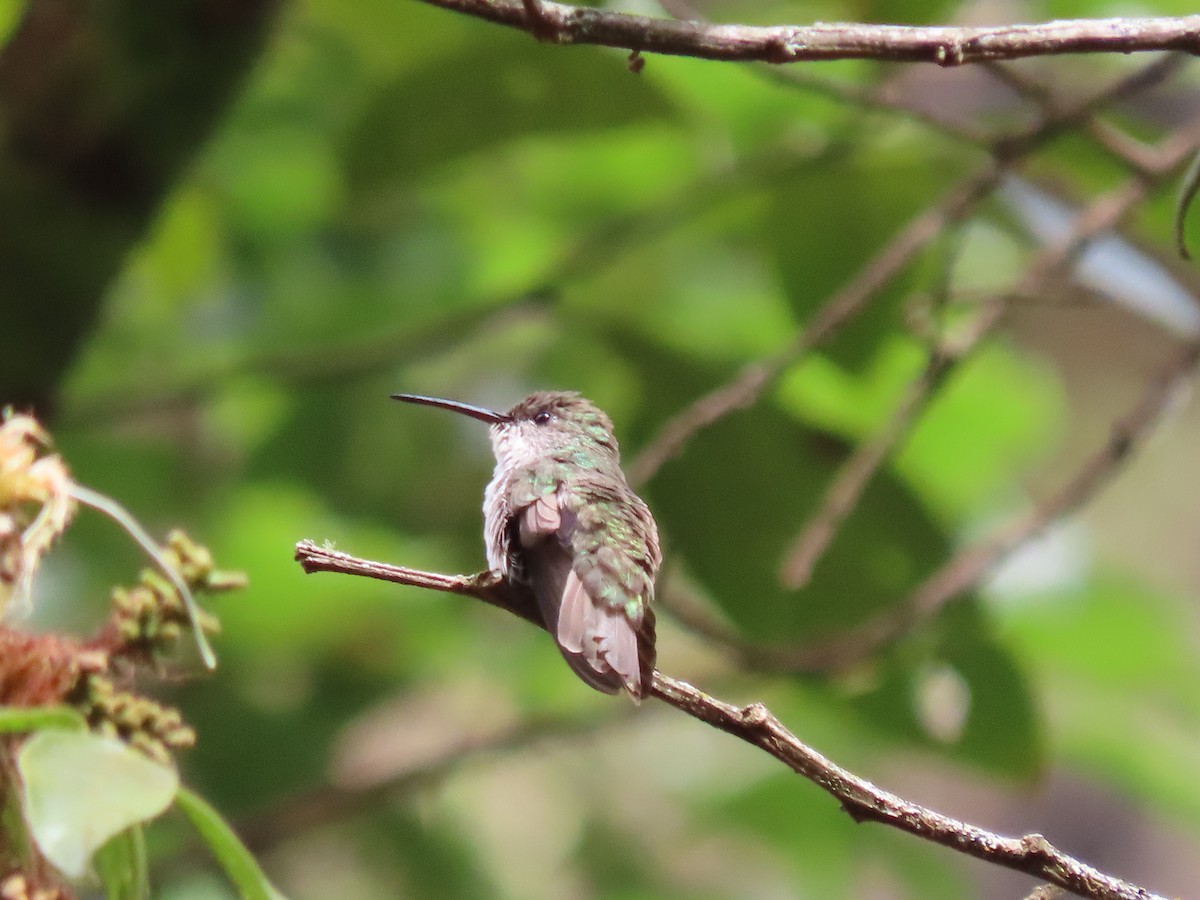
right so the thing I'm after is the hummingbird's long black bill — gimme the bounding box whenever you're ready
[391,393,510,424]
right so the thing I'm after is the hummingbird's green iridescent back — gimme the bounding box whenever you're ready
[483,392,660,699]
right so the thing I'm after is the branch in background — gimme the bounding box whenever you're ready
[989,53,1192,165]
[775,221,1008,590]
[759,334,1198,674]
[629,52,1187,487]
[60,299,551,428]
[667,124,1200,674]
[62,48,1185,434]
[777,346,966,591]
[293,540,1168,900]
[64,142,829,429]
[756,65,992,146]
[895,337,1200,628]
[417,1,1200,67]
[982,58,1180,175]
[628,167,1000,485]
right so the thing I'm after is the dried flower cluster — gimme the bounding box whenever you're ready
[0,413,246,894]
[0,414,76,618]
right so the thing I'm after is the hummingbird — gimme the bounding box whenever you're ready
[392,391,660,701]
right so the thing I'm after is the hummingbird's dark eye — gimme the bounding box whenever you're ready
[533,410,552,425]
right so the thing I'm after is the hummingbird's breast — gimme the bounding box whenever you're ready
[482,464,512,574]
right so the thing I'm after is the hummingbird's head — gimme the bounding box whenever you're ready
[391,390,621,471]
[496,391,619,468]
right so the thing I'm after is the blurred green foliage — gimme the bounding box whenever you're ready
[3,0,1198,896]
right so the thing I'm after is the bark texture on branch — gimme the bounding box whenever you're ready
[418,1,1200,67]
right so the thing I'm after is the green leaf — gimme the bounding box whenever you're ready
[17,730,178,878]
[0,706,86,734]
[94,825,150,900]
[849,601,1044,778]
[343,31,674,193]
[644,394,949,641]
[767,147,959,368]
[175,785,287,900]
[1004,575,1200,822]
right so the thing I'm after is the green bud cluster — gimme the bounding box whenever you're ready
[109,530,243,658]
[77,674,195,766]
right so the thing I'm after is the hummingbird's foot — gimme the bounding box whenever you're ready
[471,569,506,591]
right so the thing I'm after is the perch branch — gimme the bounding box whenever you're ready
[294,542,541,626]
[416,1,1200,67]
[293,540,1167,900]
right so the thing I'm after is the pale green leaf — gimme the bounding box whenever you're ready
[17,731,178,878]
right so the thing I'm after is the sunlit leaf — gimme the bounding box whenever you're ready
[1003,574,1200,822]
[767,148,961,368]
[343,31,674,193]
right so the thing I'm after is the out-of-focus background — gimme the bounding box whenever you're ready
[4,0,1200,896]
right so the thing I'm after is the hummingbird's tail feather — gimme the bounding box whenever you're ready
[557,568,590,653]
[530,542,633,696]
[588,607,639,698]
[558,568,644,700]
[517,489,653,701]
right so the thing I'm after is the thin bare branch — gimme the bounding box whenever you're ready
[417,1,1200,67]
[785,335,1200,673]
[905,338,1199,619]
[294,541,541,626]
[778,347,963,590]
[983,56,1189,175]
[648,674,1164,900]
[628,167,1001,485]
[755,66,993,146]
[293,541,1169,900]
[650,120,1200,673]
[629,54,1188,486]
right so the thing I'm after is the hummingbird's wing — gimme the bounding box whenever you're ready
[517,490,652,700]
